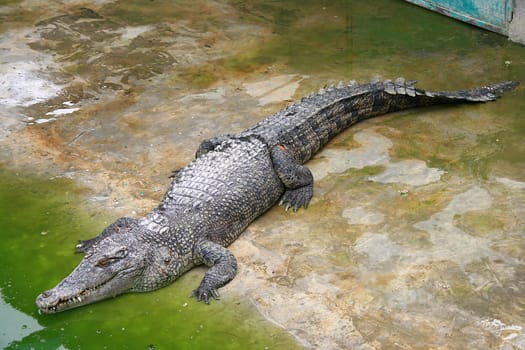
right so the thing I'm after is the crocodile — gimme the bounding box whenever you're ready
[36,78,518,313]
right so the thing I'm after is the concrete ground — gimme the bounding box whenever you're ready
[1,1,524,349]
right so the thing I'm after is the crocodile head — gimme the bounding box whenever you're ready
[36,217,151,313]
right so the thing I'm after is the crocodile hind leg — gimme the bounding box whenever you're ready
[270,144,314,211]
[191,240,238,304]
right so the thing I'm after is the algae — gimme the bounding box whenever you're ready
[1,0,524,348]
[0,168,300,349]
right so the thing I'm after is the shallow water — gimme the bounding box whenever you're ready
[0,0,524,349]
[0,169,300,349]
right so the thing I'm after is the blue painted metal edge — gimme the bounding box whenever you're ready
[404,0,511,35]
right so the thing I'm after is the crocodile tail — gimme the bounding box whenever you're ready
[343,78,520,125]
[406,80,520,103]
[243,78,519,164]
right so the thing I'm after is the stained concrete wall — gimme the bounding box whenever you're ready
[509,0,525,45]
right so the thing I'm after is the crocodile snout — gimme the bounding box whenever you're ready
[36,289,59,310]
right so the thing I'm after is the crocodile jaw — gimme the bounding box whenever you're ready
[36,272,132,313]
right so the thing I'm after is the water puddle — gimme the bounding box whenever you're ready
[0,290,43,348]
[310,129,444,187]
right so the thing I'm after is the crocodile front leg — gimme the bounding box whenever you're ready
[270,144,314,211]
[191,240,238,304]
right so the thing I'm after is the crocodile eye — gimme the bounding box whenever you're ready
[96,257,109,267]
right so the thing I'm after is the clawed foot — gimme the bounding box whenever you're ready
[279,186,313,212]
[191,285,220,304]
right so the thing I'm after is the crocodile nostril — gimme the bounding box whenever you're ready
[41,291,52,298]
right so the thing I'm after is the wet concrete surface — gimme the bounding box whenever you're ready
[1,0,524,349]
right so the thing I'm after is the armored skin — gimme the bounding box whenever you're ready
[36,79,518,313]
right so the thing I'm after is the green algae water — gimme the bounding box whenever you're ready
[0,169,300,349]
